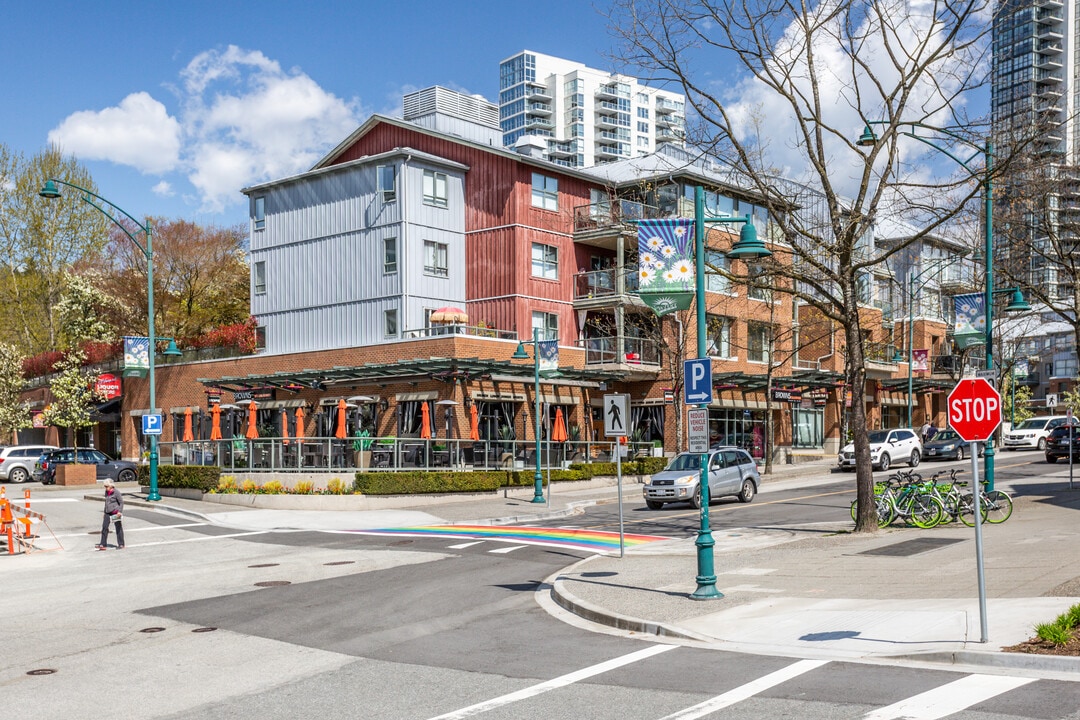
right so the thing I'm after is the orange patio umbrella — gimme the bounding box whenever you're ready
[209,404,222,441]
[420,402,432,439]
[469,404,480,441]
[281,408,290,445]
[245,401,259,440]
[294,406,305,443]
[182,408,194,442]
[552,407,568,443]
[335,398,347,439]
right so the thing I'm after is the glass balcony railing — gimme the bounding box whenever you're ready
[580,336,660,366]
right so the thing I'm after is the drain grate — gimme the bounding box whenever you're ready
[254,580,291,587]
[324,561,355,566]
[859,537,965,557]
[140,627,166,633]
[27,669,56,676]
[192,627,217,633]
[248,563,279,568]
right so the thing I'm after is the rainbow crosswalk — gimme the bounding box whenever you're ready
[347,525,672,553]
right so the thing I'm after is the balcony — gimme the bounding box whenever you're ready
[863,341,899,378]
[595,143,629,159]
[596,83,626,99]
[656,128,685,143]
[655,114,685,129]
[573,199,659,234]
[580,335,661,378]
[929,353,983,378]
[547,141,577,158]
[525,84,551,101]
[524,116,554,131]
[528,102,552,116]
[573,268,644,311]
[595,113,620,129]
[655,98,682,114]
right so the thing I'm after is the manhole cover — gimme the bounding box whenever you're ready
[248,563,279,568]
[254,580,291,587]
[140,627,166,633]
[192,627,217,633]
[27,669,56,675]
[859,537,964,557]
[324,561,355,566]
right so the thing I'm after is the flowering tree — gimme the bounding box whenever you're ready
[40,349,104,448]
[0,343,31,444]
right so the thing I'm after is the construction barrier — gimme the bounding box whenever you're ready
[0,487,62,555]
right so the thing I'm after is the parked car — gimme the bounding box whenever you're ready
[837,428,922,472]
[36,448,139,486]
[0,445,58,483]
[1044,425,1080,463]
[1003,416,1070,451]
[923,429,981,461]
[641,447,760,510]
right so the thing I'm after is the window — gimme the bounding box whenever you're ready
[531,173,558,211]
[378,165,396,202]
[532,311,558,341]
[255,325,266,351]
[705,250,730,293]
[253,196,265,231]
[637,106,649,118]
[384,309,398,338]
[531,242,558,280]
[423,170,448,207]
[748,322,772,363]
[706,315,732,358]
[383,237,397,274]
[748,279,773,302]
[254,261,266,295]
[423,240,448,277]
[637,121,650,133]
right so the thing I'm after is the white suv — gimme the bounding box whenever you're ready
[837,429,922,472]
[0,445,58,483]
[1003,416,1070,451]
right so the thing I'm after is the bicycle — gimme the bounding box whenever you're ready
[850,471,942,529]
[929,468,981,527]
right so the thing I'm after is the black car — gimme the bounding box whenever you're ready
[1044,426,1080,463]
[36,448,139,485]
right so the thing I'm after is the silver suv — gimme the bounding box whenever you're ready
[642,448,760,509]
[0,445,58,483]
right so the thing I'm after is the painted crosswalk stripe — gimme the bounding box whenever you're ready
[426,644,674,719]
[488,545,527,554]
[658,659,827,719]
[863,674,1036,720]
[446,541,484,549]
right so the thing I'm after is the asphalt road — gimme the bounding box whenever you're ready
[4,449,1079,719]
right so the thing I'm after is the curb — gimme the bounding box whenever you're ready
[84,493,213,523]
[889,649,1080,674]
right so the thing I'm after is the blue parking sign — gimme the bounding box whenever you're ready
[683,359,713,406]
[142,414,163,435]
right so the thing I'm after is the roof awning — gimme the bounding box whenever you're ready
[712,369,843,392]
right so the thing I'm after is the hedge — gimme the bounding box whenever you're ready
[138,465,221,492]
[354,471,505,495]
[570,457,667,478]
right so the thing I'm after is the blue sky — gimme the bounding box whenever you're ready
[3,0,629,228]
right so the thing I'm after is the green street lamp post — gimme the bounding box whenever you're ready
[689,186,772,600]
[39,179,168,501]
[858,124,1029,491]
[512,328,545,503]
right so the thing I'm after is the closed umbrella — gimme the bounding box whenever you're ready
[182,408,194,442]
[281,408,290,446]
[294,406,305,442]
[552,407,568,443]
[469,404,480,441]
[335,398,347,439]
[245,401,259,440]
[209,404,222,441]
[420,402,431,439]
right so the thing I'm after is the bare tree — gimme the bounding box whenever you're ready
[609,0,1003,530]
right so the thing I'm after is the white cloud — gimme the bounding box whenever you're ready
[47,92,181,174]
[151,181,174,197]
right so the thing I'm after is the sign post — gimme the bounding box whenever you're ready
[604,394,630,557]
[947,377,1002,644]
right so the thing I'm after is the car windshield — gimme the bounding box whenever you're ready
[1016,419,1048,430]
[665,454,702,472]
[867,430,890,443]
[933,430,960,442]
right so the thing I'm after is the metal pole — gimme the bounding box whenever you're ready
[1070,424,1074,491]
[531,328,544,503]
[146,224,161,501]
[908,271,914,429]
[691,186,721,600]
[983,140,996,493]
[971,441,989,643]
[616,437,624,558]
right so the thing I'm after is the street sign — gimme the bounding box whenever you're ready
[947,378,1002,442]
[603,394,630,438]
[1047,393,1059,409]
[142,413,163,436]
[975,369,997,382]
[683,358,713,406]
[687,408,709,453]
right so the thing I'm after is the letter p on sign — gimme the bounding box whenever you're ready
[947,378,1002,442]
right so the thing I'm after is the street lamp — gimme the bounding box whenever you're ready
[858,123,1030,491]
[512,328,546,503]
[689,186,772,600]
[39,179,166,501]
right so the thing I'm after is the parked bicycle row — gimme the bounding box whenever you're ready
[850,468,1013,529]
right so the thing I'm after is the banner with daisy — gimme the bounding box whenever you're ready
[953,292,986,349]
[638,218,696,316]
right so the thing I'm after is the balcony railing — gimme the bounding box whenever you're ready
[573,268,640,299]
[580,336,660,366]
[864,341,899,364]
[573,199,660,232]
[401,323,517,340]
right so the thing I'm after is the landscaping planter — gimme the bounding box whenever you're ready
[57,464,97,486]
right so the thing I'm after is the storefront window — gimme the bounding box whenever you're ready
[708,408,766,459]
[792,408,823,448]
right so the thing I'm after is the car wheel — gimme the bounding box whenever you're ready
[1038,438,1047,451]
[118,469,136,484]
[1046,454,1057,463]
[909,450,920,468]
[9,467,28,483]
[691,485,702,509]
[645,499,663,510]
[878,454,891,472]
[738,479,756,504]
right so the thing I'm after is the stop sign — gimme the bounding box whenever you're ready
[947,378,1002,442]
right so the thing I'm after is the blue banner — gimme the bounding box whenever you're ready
[953,293,986,349]
[123,336,149,371]
[538,340,559,372]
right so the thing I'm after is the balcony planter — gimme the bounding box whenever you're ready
[57,464,96,486]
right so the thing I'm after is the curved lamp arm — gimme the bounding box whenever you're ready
[39,178,151,258]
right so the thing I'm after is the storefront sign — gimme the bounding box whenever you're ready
[234,390,253,402]
[31,412,45,429]
[205,388,222,405]
[805,389,828,407]
[252,387,276,400]
[770,387,802,404]
[663,389,674,404]
[94,373,122,400]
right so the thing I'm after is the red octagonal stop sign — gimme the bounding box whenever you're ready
[947,378,1002,442]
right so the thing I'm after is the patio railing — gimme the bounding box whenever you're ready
[401,324,517,340]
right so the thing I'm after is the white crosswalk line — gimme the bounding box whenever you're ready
[426,644,674,719]
[658,659,827,719]
[862,674,1036,720]
[447,541,484,549]
[488,545,527,554]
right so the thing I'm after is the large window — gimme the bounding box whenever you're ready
[383,237,397,274]
[705,250,730,293]
[531,173,558,211]
[423,170,448,208]
[748,322,772,364]
[378,165,396,202]
[532,311,558,341]
[748,278,773,302]
[706,315,732,358]
[255,325,266,351]
[253,196,265,230]
[254,261,266,295]
[423,240,448,277]
[531,242,558,280]
[384,309,398,338]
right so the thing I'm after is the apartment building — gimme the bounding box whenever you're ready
[499,50,686,167]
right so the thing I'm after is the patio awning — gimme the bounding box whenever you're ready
[712,369,843,392]
[878,377,954,393]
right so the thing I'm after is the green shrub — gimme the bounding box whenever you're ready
[355,471,504,495]
[1064,603,1080,629]
[503,468,587,486]
[138,464,221,492]
[260,480,285,494]
[1036,622,1072,646]
[326,478,349,495]
[570,457,666,478]
[214,475,237,494]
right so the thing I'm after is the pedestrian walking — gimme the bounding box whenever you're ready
[96,479,124,550]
